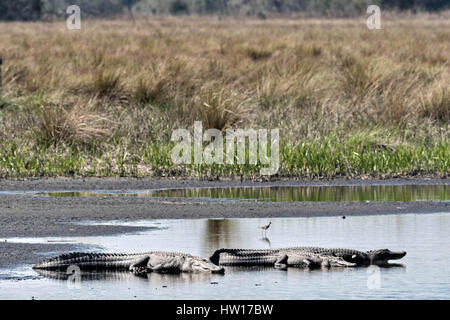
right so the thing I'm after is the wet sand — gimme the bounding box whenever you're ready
[0,178,448,268]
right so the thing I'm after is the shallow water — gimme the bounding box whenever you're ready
[33,184,449,202]
[1,213,449,299]
[151,185,450,202]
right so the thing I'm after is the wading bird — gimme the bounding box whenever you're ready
[259,221,272,236]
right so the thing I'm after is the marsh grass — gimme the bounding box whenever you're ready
[92,70,122,97]
[420,86,450,122]
[246,47,272,61]
[0,93,9,109]
[0,17,448,178]
[192,87,249,131]
[36,100,112,147]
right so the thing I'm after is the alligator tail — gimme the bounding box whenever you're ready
[32,252,132,271]
[33,252,92,270]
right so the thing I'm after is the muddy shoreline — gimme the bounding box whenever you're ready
[0,178,448,268]
[1,176,448,192]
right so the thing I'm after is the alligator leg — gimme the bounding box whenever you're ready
[129,256,151,274]
[274,254,288,270]
[321,257,356,268]
[276,254,323,269]
[148,255,186,273]
[321,258,331,269]
[302,257,322,269]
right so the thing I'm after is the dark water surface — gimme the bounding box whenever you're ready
[1,213,449,299]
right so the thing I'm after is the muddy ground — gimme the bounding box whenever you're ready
[0,177,448,267]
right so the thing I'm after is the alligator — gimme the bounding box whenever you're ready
[209,247,406,269]
[209,249,355,269]
[33,252,225,274]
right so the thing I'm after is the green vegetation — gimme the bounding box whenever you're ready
[0,133,447,179]
[0,17,448,179]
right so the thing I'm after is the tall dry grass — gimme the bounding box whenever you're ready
[0,16,448,177]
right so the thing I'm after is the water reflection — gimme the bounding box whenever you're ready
[35,185,449,202]
[205,219,236,249]
[34,269,217,285]
[260,237,272,248]
[153,185,449,202]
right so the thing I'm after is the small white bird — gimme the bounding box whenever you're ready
[259,221,272,236]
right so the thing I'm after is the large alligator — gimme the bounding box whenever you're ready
[33,252,225,274]
[209,247,406,269]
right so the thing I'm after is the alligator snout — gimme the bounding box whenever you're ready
[371,249,407,265]
[390,251,407,260]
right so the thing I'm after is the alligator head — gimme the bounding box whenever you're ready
[188,257,225,274]
[367,249,406,265]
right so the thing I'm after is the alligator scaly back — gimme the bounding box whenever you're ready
[33,252,150,271]
[209,248,284,266]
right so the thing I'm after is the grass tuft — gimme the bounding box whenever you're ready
[420,87,450,122]
[192,87,248,131]
[36,100,112,147]
[246,47,272,61]
[92,70,122,98]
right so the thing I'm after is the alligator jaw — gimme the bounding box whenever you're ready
[371,250,407,265]
[390,251,407,260]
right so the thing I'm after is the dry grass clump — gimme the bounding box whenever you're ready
[191,87,249,131]
[420,86,450,122]
[134,77,154,104]
[36,99,112,147]
[338,55,373,101]
[92,70,122,97]
[246,47,272,61]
